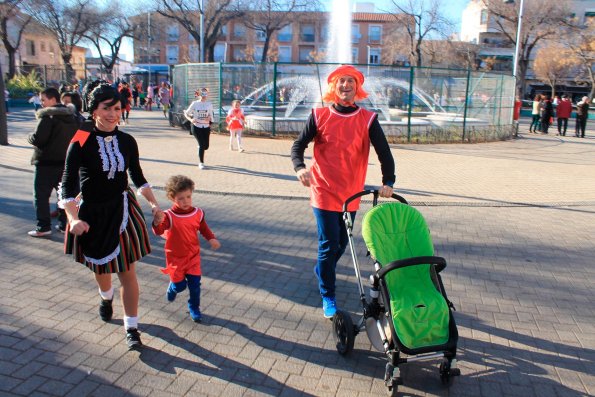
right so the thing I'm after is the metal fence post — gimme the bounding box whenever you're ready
[219,62,223,131]
[272,62,278,137]
[407,66,415,142]
[462,68,471,141]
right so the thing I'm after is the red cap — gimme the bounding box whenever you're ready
[327,65,365,85]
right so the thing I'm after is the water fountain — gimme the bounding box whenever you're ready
[240,0,489,136]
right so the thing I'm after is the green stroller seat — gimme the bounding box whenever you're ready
[362,202,454,352]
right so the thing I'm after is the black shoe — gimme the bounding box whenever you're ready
[99,299,113,322]
[126,328,143,350]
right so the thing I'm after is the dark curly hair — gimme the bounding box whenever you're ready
[88,83,120,114]
[164,175,195,200]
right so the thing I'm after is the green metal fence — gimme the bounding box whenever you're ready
[172,62,516,143]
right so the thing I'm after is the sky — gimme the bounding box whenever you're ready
[115,0,469,62]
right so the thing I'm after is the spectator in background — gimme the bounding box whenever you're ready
[29,92,42,111]
[61,91,86,126]
[555,94,572,136]
[575,96,589,138]
[27,87,79,236]
[158,82,171,118]
[539,94,553,134]
[529,94,542,133]
[4,89,10,113]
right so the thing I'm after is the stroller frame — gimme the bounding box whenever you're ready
[333,189,460,395]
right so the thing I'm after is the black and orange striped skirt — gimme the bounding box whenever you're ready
[65,188,151,274]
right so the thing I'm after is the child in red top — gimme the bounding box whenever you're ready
[152,175,221,322]
[226,100,245,152]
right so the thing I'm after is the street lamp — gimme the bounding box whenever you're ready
[505,0,525,80]
[200,0,205,63]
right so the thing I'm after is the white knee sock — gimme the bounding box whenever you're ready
[99,287,114,301]
[237,130,243,148]
[124,316,138,331]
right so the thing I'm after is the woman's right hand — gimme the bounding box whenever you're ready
[69,219,90,236]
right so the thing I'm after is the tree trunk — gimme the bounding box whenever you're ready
[7,50,16,80]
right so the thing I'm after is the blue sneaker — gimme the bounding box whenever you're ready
[322,297,337,319]
[166,282,177,302]
[189,306,202,323]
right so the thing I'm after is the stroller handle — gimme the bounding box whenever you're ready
[342,189,408,212]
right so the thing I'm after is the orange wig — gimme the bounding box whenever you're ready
[322,65,369,104]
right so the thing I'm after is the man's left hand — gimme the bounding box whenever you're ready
[379,185,394,198]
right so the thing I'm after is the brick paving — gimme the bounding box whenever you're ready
[0,108,594,396]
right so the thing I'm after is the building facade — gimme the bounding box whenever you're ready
[132,9,405,66]
[460,0,595,96]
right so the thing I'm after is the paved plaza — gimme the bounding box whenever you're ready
[0,108,594,396]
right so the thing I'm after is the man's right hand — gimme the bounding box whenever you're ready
[296,168,311,187]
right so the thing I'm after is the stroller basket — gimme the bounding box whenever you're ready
[334,190,460,395]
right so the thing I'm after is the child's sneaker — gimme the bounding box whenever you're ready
[189,307,202,323]
[126,328,143,350]
[166,282,177,302]
[238,147,244,152]
[322,297,337,319]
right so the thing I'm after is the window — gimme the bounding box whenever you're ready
[480,9,488,24]
[233,23,246,39]
[351,47,358,64]
[26,39,35,56]
[278,24,292,42]
[299,46,315,62]
[254,46,264,61]
[369,48,381,64]
[214,43,226,62]
[352,24,361,44]
[368,25,382,43]
[166,45,178,64]
[278,46,291,62]
[256,30,266,42]
[232,45,246,61]
[300,24,315,42]
[167,25,179,41]
[189,45,199,62]
[217,24,228,40]
[40,42,46,52]
[320,25,328,41]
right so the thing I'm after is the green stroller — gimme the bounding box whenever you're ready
[334,190,460,395]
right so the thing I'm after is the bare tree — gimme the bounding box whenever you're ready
[155,0,244,62]
[0,0,30,79]
[567,19,595,98]
[533,43,579,98]
[25,0,99,82]
[242,0,316,63]
[386,0,453,67]
[481,0,572,97]
[83,9,134,77]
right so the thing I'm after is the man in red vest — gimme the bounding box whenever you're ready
[291,65,395,318]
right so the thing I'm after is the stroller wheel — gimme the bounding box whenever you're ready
[332,310,355,355]
[439,359,456,385]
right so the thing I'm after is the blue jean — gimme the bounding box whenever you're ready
[312,207,355,299]
[170,274,201,311]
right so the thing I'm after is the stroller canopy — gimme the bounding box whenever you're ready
[362,202,450,350]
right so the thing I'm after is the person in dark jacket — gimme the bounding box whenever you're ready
[539,95,554,134]
[27,87,79,236]
[575,96,589,138]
